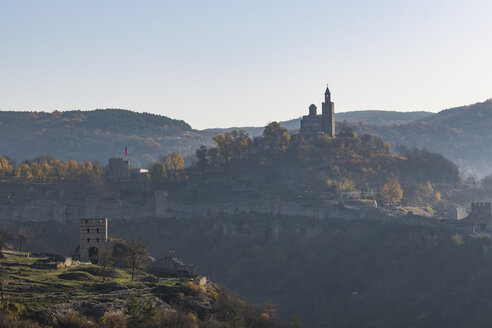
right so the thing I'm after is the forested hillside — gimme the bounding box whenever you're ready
[0,108,433,168]
[350,100,492,176]
[2,100,492,176]
[0,109,213,167]
[205,100,492,177]
[180,123,460,207]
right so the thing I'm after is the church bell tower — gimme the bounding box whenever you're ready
[321,86,335,137]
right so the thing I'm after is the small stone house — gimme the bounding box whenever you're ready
[150,249,195,277]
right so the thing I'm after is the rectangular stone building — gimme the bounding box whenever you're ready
[79,218,108,263]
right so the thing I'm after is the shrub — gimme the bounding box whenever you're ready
[99,312,127,328]
[159,312,197,328]
[55,310,90,328]
[125,295,159,327]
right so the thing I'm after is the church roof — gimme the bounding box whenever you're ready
[302,114,322,120]
[325,86,331,96]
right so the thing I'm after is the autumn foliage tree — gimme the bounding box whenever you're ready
[164,152,186,183]
[263,122,290,153]
[0,156,12,178]
[12,157,102,184]
[212,130,252,164]
[381,175,403,203]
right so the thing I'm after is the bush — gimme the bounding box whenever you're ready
[55,310,90,328]
[99,312,127,328]
[125,295,159,327]
[0,310,41,328]
[159,312,197,328]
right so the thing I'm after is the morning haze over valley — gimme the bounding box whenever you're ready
[1,1,492,327]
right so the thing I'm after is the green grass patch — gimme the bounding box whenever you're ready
[58,271,97,281]
[0,253,184,312]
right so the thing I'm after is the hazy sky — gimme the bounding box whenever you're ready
[1,0,491,129]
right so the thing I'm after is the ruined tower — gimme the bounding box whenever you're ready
[79,218,108,263]
[321,86,335,137]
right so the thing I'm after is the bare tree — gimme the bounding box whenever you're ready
[98,246,115,282]
[18,228,28,252]
[123,239,149,281]
[0,267,5,303]
[0,229,13,255]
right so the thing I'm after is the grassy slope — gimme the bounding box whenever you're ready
[0,253,287,327]
[0,254,174,311]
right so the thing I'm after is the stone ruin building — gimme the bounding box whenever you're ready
[107,157,149,181]
[107,157,131,181]
[79,218,111,263]
[150,249,195,277]
[300,86,335,137]
[78,218,196,277]
[466,202,492,231]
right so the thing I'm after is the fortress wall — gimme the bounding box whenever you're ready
[0,198,150,222]
[156,199,326,220]
[0,189,445,230]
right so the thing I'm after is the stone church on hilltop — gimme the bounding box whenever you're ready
[300,86,335,136]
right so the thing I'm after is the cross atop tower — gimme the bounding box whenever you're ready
[325,84,331,96]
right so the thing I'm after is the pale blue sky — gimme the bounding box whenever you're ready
[1,0,491,129]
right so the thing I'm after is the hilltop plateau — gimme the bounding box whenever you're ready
[206,99,492,176]
[179,123,460,210]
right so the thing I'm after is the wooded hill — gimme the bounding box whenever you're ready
[206,99,492,177]
[348,100,492,176]
[0,109,214,167]
[3,99,492,176]
[175,123,460,207]
[0,108,432,169]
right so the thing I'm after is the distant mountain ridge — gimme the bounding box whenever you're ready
[350,100,492,176]
[202,110,432,137]
[277,110,432,132]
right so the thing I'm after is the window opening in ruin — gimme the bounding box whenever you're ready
[87,238,90,243]
[87,228,90,233]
